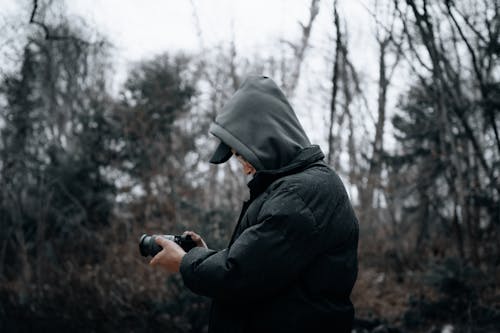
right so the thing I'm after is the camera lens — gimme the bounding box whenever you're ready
[139,234,162,257]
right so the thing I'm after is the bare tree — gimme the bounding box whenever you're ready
[362,1,402,215]
[327,1,341,165]
[282,0,321,97]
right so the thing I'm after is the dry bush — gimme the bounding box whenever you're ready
[0,217,211,332]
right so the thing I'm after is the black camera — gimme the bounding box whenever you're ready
[139,234,197,257]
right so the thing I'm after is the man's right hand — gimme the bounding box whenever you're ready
[183,231,208,249]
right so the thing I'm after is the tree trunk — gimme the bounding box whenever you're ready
[328,2,341,166]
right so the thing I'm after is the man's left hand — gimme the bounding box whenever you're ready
[149,236,186,273]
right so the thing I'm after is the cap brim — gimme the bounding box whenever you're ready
[209,141,232,164]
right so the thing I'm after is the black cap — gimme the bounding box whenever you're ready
[209,141,232,164]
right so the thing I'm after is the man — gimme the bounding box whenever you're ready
[150,76,359,332]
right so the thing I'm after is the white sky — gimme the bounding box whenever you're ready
[59,0,375,62]
[0,0,379,95]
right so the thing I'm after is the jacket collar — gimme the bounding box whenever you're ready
[247,145,325,200]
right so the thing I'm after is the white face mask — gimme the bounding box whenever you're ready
[245,173,255,183]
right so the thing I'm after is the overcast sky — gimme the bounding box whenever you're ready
[61,1,374,61]
[1,0,377,76]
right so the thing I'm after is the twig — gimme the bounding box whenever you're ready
[28,0,91,44]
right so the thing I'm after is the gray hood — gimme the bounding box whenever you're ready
[209,76,311,171]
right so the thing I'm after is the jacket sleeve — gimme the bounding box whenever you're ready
[179,187,320,302]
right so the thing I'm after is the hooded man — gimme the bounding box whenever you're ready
[150,76,359,332]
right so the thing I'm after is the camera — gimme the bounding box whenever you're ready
[139,234,197,257]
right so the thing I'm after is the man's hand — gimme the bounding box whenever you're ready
[183,230,208,249]
[149,236,186,273]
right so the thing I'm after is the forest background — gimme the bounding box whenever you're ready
[0,0,499,332]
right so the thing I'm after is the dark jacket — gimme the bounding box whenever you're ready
[180,76,359,333]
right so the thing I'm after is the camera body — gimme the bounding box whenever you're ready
[139,234,197,257]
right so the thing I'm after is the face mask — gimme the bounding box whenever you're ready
[245,173,255,184]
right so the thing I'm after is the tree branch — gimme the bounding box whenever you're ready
[28,0,91,44]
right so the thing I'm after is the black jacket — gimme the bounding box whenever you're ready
[180,76,359,333]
